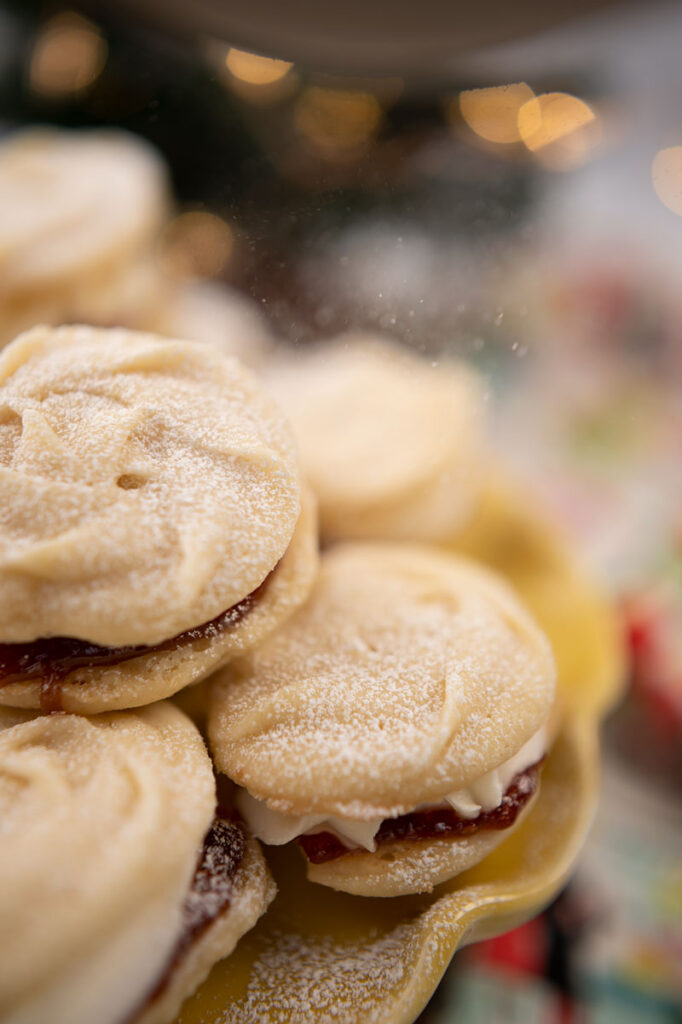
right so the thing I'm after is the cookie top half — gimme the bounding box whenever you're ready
[209,543,556,820]
[267,335,487,541]
[0,129,168,299]
[0,325,301,646]
[0,701,215,1024]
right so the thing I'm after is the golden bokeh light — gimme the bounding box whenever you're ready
[294,87,382,158]
[225,48,292,86]
[29,12,107,99]
[157,212,235,281]
[518,92,600,169]
[458,83,535,144]
[652,147,682,216]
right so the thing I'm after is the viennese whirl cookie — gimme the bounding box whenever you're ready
[0,702,275,1024]
[267,335,487,542]
[0,325,317,713]
[160,280,274,371]
[0,129,169,345]
[209,543,556,897]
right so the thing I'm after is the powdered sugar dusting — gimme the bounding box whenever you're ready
[0,325,300,647]
[210,543,555,819]
[222,925,419,1024]
[182,819,246,934]
[0,702,215,1019]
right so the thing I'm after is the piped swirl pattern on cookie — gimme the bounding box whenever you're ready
[0,325,300,647]
[0,129,167,297]
[0,702,215,1024]
[267,335,487,542]
[209,543,555,821]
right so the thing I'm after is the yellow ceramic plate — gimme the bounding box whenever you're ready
[177,477,625,1024]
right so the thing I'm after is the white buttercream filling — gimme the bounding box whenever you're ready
[235,725,547,854]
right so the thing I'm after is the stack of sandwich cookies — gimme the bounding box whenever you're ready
[0,325,318,713]
[208,543,556,897]
[0,314,567,1019]
[0,324,315,1023]
[0,702,275,1024]
[0,128,276,367]
[267,335,487,543]
[0,130,170,347]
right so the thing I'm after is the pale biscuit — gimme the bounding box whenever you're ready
[0,702,276,1023]
[0,702,214,1024]
[306,798,538,897]
[0,129,169,345]
[160,280,274,370]
[209,543,555,820]
[0,486,318,713]
[135,833,276,1024]
[0,324,302,648]
[266,335,487,542]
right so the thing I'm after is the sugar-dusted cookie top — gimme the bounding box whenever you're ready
[209,543,555,820]
[0,701,215,1024]
[0,325,300,646]
[0,129,168,297]
[267,335,487,541]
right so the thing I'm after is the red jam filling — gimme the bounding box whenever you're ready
[298,763,541,864]
[126,812,246,1023]
[0,568,275,713]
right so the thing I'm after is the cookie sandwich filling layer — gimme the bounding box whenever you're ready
[235,724,547,860]
[126,814,245,1022]
[0,565,278,711]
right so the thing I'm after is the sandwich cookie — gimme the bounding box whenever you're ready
[0,325,318,713]
[0,702,275,1024]
[0,129,169,346]
[266,335,487,543]
[209,543,556,896]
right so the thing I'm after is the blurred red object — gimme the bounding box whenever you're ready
[469,916,548,975]
[623,584,682,738]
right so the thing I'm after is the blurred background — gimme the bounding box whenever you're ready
[0,1,680,1020]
